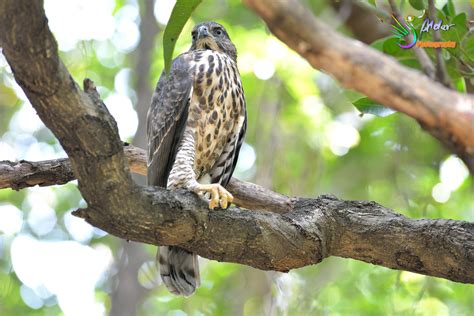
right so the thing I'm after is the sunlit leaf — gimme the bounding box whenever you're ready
[371,36,390,52]
[353,98,396,117]
[445,56,463,80]
[398,57,421,70]
[408,0,427,10]
[382,37,415,58]
[416,297,450,316]
[463,32,474,58]
[453,77,466,93]
[441,13,467,44]
[163,0,202,75]
[442,0,455,17]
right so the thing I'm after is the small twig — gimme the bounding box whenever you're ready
[388,0,436,79]
[428,0,452,88]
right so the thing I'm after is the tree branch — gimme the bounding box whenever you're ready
[243,0,474,174]
[111,1,160,312]
[1,151,473,283]
[0,144,292,214]
[0,0,473,285]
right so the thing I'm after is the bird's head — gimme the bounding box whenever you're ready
[190,22,237,61]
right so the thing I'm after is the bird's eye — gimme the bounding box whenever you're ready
[214,29,222,36]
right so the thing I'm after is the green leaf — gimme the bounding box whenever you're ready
[443,0,455,17]
[446,13,467,40]
[435,8,447,25]
[382,37,414,58]
[463,32,474,56]
[370,36,390,52]
[344,90,365,103]
[353,98,396,117]
[410,15,424,30]
[440,13,467,54]
[453,77,466,93]
[163,0,202,75]
[408,0,426,10]
[445,57,463,80]
[398,57,422,70]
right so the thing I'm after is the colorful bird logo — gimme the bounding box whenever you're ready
[391,15,417,49]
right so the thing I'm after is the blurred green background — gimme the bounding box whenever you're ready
[0,0,473,315]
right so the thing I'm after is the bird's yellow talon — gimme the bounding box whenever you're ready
[220,198,228,209]
[209,200,217,210]
[195,183,233,210]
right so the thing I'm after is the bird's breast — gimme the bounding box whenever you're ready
[186,50,245,177]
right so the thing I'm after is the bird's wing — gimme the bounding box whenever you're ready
[227,112,247,184]
[213,110,247,188]
[147,54,194,187]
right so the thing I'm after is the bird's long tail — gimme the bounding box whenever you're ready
[157,246,200,296]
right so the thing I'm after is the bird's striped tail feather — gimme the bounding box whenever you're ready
[157,246,200,296]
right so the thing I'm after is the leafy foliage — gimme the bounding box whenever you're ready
[353,97,396,117]
[370,0,473,94]
[409,0,427,10]
[163,0,202,75]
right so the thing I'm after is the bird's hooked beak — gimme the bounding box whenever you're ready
[193,24,221,52]
[197,25,211,39]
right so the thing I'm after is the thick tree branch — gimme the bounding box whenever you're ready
[0,157,73,190]
[0,0,473,284]
[111,2,160,312]
[1,151,474,284]
[1,152,473,283]
[0,144,292,214]
[243,0,474,174]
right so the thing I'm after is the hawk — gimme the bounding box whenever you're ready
[146,22,247,296]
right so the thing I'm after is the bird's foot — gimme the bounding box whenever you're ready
[193,183,233,210]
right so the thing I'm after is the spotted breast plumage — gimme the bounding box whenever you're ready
[146,22,246,296]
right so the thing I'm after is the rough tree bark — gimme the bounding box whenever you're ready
[1,146,473,284]
[109,1,160,315]
[0,144,295,214]
[0,0,473,286]
[243,0,474,174]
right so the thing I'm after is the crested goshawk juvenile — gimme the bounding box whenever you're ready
[146,22,247,296]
